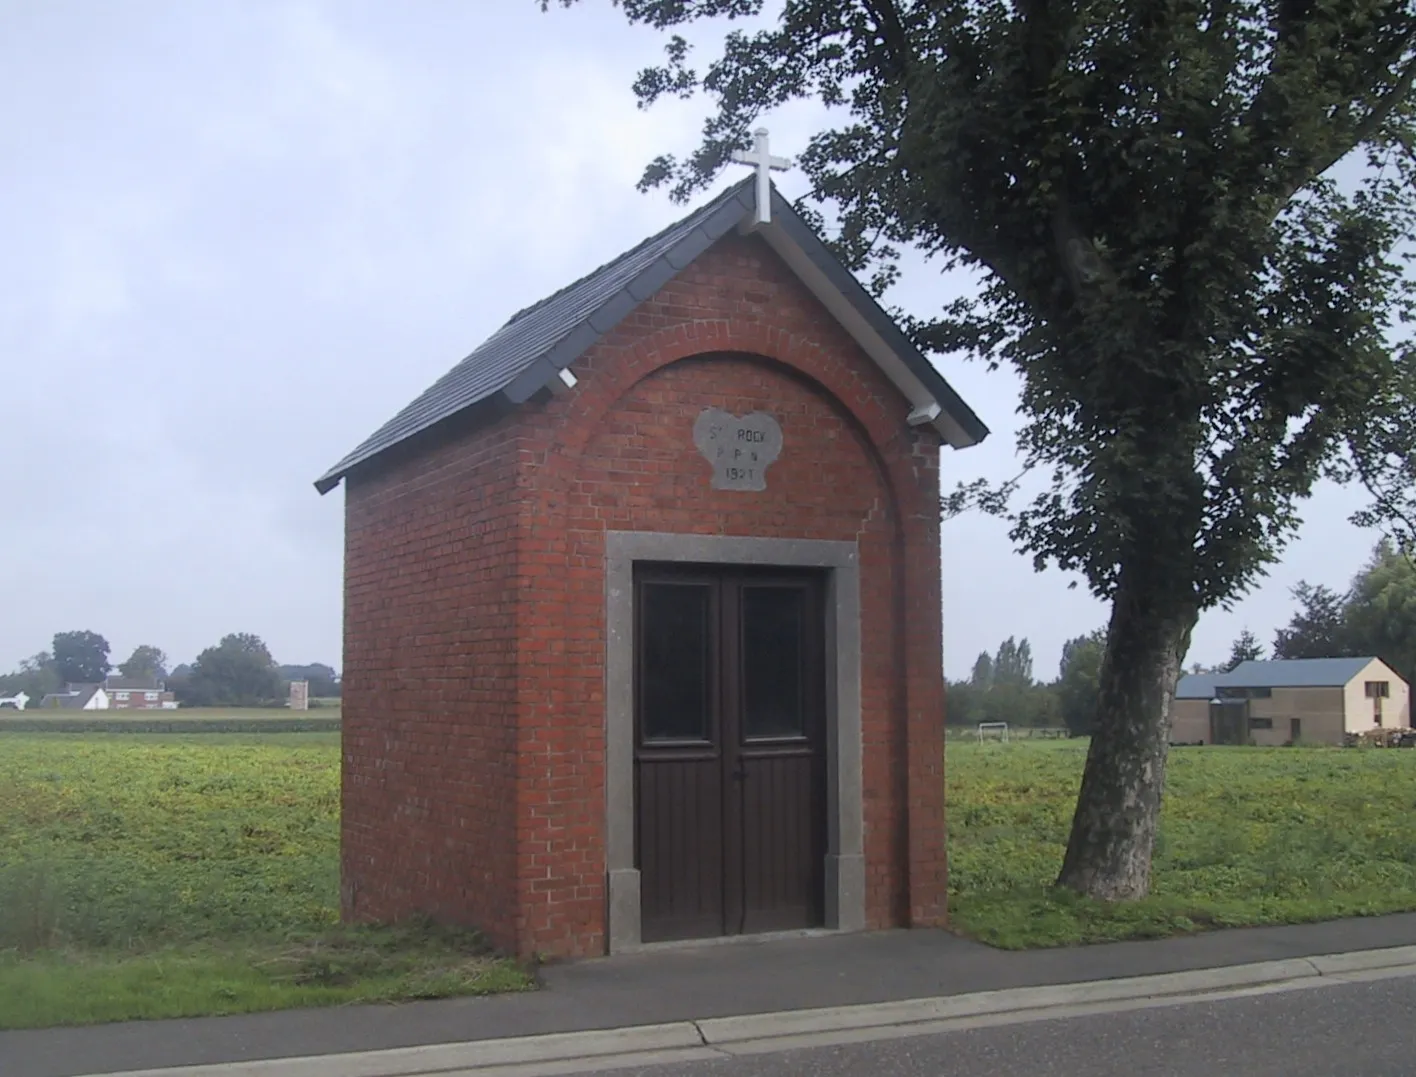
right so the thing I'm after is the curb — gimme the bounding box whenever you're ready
[80,1025,715,1077]
[695,944,1416,1050]
[694,956,1323,1046]
[77,944,1416,1077]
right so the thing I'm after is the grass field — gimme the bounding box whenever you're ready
[948,740,1416,947]
[2,707,342,721]
[0,733,528,1030]
[7,732,1416,1029]
[0,707,342,735]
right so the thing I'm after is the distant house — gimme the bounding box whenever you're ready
[1173,657,1410,746]
[0,691,28,710]
[101,676,177,710]
[39,685,110,710]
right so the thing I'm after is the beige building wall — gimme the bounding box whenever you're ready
[1171,699,1211,743]
[1247,688,1344,746]
[1342,658,1411,734]
[1171,661,1412,746]
[1171,688,1347,746]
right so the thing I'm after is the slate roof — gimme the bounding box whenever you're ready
[1223,657,1378,688]
[40,686,100,710]
[315,177,988,494]
[1175,657,1383,699]
[1175,673,1222,699]
[104,676,164,691]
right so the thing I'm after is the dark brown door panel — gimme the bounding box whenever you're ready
[634,566,825,943]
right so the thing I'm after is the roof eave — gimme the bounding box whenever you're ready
[754,187,989,450]
[314,186,758,495]
[314,177,989,493]
[314,391,520,495]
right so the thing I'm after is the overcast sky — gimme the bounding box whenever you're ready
[1,1,1386,680]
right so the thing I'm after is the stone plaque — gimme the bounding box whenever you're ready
[692,408,783,491]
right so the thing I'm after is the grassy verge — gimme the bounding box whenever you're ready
[1,733,530,1029]
[947,740,1416,948]
[0,708,341,734]
[0,921,531,1030]
[13,730,1416,1025]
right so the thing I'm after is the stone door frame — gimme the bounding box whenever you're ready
[604,530,864,952]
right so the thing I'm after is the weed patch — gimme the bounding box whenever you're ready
[948,741,1416,947]
[0,734,530,1028]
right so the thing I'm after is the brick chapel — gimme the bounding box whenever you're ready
[316,147,988,959]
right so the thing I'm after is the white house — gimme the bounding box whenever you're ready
[0,691,29,710]
[38,686,110,711]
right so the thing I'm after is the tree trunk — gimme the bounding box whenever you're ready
[1055,567,1197,900]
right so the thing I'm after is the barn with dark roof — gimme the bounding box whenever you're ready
[1173,657,1410,746]
[317,174,987,958]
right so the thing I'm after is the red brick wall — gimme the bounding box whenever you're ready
[514,233,945,955]
[340,414,525,949]
[107,691,174,709]
[340,230,947,959]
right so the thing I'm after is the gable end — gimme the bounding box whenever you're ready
[316,179,988,494]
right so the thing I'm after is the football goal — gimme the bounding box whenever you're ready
[976,721,1010,743]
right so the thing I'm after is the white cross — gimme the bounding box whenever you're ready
[730,128,791,225]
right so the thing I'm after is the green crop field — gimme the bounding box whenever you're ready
[0,707,342,734]
[6,732,1416,1030]
[948,739,1416,947]
[0,733,528,1030]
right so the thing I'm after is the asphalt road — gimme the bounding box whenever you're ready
[609,974,1416,1077]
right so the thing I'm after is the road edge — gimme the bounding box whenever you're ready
[75,943,1416,1077]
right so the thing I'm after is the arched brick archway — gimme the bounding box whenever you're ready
[507,322,947,953]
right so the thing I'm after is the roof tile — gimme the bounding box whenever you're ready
[1175,656,1386,698]
[315,177,986,493]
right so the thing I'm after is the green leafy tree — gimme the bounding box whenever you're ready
[969,652,994,692]
[1223,629,1266,672]
[278,663,340,698]
[118,645,168,681]
[166,662,193,701]
[992,636,1034,688]
[563,0,1416,901]
[0,652,61,703]
[945,679,984,726]
[183,633,282,707]
[20,651,54,675]
[52,631,110,685]
[983,681,1060,728]
[1344,542,1416,681]
[1058,630,1107,737]
[1273,582,1357,659]
[959,637,1056,728]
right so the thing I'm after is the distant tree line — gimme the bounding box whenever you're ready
[947,631,1104,737]
[953,541,1416,735]
[1189,542,1416,683]
[0,630,339,708]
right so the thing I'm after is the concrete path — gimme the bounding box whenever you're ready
[6,913,1416,1077]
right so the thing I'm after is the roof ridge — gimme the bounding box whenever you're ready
[314,171,987,494]
[1230,656,1377,664]
[499,178,754,330]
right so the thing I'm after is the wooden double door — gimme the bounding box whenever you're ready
[633,565,827,943]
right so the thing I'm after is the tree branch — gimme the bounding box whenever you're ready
[860,0,913,77]
[1356,469,1416,556]
[1283,43,1416,201]
[941,468,1030,522]
[1013,0,1119,308]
